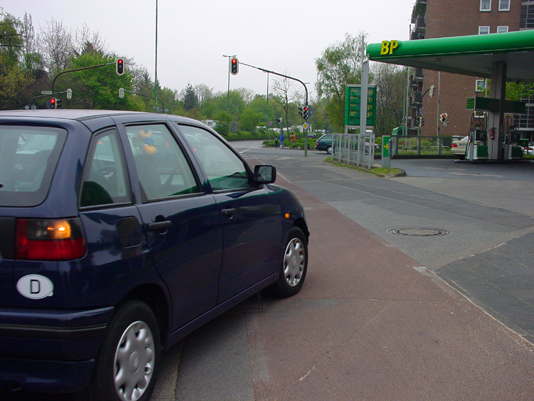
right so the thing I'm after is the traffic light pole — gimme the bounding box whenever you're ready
[51,62,114,93]
[238,61,310,157]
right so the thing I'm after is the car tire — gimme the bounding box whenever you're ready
[269,227,308,298]
[91,301,160,401]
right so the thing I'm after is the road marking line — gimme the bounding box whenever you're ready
[298,365,316,382]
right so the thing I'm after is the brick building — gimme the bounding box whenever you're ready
[409,0,534,137]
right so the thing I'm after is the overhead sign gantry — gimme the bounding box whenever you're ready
[366,30,534,161]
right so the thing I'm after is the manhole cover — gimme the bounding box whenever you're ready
[388,227,449,237]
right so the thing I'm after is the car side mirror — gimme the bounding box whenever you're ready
[253,165,276,184]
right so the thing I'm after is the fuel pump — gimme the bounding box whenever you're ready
[502,114,523,160]
[466,111,489,160]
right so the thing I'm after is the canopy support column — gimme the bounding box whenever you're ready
[489,61,507,160]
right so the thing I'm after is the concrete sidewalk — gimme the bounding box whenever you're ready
[175,175,534,401]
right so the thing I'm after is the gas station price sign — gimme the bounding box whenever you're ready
[344,85,377,127]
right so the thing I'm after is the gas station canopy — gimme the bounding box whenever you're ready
[367,30,534,81]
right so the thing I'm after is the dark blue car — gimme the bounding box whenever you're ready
[0,110,309,401]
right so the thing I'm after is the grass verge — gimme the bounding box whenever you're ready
[325,157,406,178]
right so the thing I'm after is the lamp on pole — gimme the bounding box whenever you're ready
[222,54,233,97]
[154,0,159,110]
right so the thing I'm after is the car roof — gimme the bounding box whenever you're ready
[0,109,200,125]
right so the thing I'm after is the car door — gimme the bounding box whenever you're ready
[177,124,282,302]
[122,123,222,330]
[78,128,148,307]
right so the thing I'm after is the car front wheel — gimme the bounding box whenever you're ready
[92,301,160,401]
[269,227,308,298]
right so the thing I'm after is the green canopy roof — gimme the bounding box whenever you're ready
[367,30,534,81]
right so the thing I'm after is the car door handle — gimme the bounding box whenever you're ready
[221,208,237,221]
[147,220,173,231]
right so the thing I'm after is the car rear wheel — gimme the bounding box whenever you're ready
[91,301,160,401]
[269,227,308,298]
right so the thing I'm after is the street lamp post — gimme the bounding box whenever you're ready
[154,0,159,110]
[222,54,233,97]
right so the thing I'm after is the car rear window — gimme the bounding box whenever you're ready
[0,125,66,207]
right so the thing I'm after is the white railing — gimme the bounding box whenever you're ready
[331,132,376,169]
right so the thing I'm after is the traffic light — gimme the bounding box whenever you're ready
[302,106,310,120]
[47,98,57,109]
[230,57,239,75]
[116,58,125,76]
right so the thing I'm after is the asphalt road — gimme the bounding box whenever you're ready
[6,143,534,401]
[170,144,534,401]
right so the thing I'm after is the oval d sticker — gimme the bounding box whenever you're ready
[16,275,54,300]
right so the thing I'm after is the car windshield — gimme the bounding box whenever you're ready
[0,126,66,207]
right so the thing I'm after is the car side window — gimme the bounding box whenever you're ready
[80,129,130,207]
[178,125,250,191]
[125,124,200,201]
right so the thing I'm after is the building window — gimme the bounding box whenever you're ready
[475,80,487,93]
[496,25,509,33]
[521,4,534,29]
[499,0,510,11]
[478,26,491,34]
[480,0,492,11]
[514,96,534,130]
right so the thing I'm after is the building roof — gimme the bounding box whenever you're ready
[367,30,534,81]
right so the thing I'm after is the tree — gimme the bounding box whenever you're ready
[507,82,534,102]
[182,84,198,111]
[273,77,293,134]
[315,32,368,130]
[39,20,74,74]
[240,108,263,132]
[194,84,213,105]
[58,52,137,110]
[0,11,31,109]
[373,64,407,135]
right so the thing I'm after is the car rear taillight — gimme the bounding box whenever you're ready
[15,218,86,260]
[451,143,458,148]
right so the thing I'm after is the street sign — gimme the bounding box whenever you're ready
[344,85,377,128]
[41,90,53,95]
[66,88,72,100]
[118,88,125,99]
[303,122,309,130]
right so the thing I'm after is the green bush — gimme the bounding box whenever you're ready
[224,131,274,141]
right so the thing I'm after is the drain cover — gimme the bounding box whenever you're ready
[388,227,448,237]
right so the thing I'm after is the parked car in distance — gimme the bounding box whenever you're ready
[451,135,468,158]
[0,110,310,401]
[315,133,334,152]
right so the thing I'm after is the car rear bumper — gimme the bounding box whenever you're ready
[0,357,95,393]
[0,306,114,393]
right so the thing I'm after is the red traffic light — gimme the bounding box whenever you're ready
[48,97,57,109]
[116,58,125,75]
[230,57,239,75]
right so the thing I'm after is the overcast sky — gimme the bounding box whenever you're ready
[3,0,414,98]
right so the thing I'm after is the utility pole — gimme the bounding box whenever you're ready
[154,0,159,110]
[266,72,270,103]
[436,71,441,154]
[222,54,233,97]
